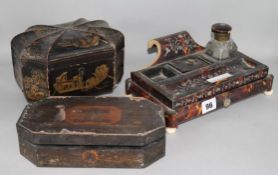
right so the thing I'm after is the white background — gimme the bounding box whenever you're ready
[0,0,278,174]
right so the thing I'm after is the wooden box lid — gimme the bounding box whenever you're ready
[17,97,165,146]
[11,18,124,65]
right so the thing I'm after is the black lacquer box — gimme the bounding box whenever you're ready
[11,18,124,101]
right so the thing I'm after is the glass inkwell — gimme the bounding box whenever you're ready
[205,23,238,60]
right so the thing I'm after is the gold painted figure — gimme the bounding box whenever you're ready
[54,64,109,94]
[23,69,48,101]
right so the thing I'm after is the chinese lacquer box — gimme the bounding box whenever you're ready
[11,18,124,101]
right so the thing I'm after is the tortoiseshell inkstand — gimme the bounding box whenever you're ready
[126,23,274,133]
[17,97,165,168]
[11,18,124,102]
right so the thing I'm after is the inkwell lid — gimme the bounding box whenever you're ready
[211,23,232,41]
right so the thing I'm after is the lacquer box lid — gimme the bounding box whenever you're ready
[11,18,124,101]
[17,97,165,146]
[17,97,165,168]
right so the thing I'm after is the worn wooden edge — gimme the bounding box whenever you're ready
[18,136,165,168]
[125,78,175,114]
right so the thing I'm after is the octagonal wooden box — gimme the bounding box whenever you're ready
[17,97,165,168]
